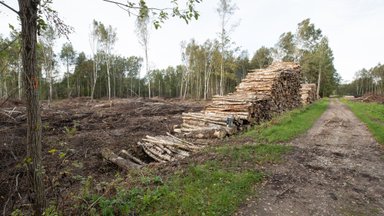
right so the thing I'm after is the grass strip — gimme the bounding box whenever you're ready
[343,100,384,144]
[243,99,329,143]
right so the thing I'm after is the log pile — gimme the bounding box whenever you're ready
[174,62,301,138]
[138,62,302,162]
[137,133,205,162]
[300,84,317,105]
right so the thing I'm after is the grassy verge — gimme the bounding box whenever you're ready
[80,99,329,215]
[150,144,292,215]
[243,99,329,143]
[343,100,384,144]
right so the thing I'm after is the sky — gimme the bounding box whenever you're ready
[1,0,384,82]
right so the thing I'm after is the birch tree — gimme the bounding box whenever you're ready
[216,0,237,96]
[98,23,117,101]
[136,7,151,98]
[60,42,76,99]
[89,20,102,100]
[40,26,57,104]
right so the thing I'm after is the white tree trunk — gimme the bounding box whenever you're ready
[18,56,22,100]
[317,65,321,98]
[107,60,111,101]
[91,61,98,100]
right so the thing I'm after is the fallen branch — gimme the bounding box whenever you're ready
[0,111,17,122]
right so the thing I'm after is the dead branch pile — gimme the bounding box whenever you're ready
[357,93,384,104]
[300,84,317,105]
[134,62,302,163]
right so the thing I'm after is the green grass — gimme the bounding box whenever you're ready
[80,100,329,215]
[86,144,290,216]
[146,144,291,215]
[243,99,329,143]
[343,100,384,144]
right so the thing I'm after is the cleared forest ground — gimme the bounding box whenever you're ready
[0,98,204,213]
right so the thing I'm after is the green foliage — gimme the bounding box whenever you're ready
[343,100,384,144]
[300,37,339,97]
[42,205,59,216]
[105,0,201,29]
[250,46,273,69]
[63,120,78,137]
[10,209,23,216]
[274,19,340,97]
[276,31,296,62]
[243,99,329,143]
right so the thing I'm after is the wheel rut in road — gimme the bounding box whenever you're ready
[236,98,384,216]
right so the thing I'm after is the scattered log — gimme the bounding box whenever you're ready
[119,150,146,165]
[101,148,141,170]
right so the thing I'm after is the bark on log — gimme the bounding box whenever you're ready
[119,150,146,165]
[101,148,141,169]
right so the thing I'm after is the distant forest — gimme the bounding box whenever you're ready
[2,17,355,101]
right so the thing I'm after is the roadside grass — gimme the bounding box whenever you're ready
[84,144,286,216]
[343,100,384,144]
[242,98,329,143]
[81,99,329,215]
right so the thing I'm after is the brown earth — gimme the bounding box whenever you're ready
[0,97,204,214]
[236,99,384,215]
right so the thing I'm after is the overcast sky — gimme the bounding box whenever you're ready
[1,0,384,82]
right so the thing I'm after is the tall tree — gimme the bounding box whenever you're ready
[136,4,151,98]
[126,56,143,97]
[296,18,323,52]
[250,46,273,69]
[89,20,102,100]
[98,23,117,101]
[72,52,94,97]
[18,1,45,213]
[275,32,296,62]
[217,0,237,96]
[40,26,57,104]
[60,42,76,98]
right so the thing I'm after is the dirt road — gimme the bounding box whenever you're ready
[236,99,384,215]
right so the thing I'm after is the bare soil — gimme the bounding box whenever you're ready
[236,99,384,215]
[0,97,204,214]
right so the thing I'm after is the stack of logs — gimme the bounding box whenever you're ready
[135,62,302,163]
[300,84,317,105]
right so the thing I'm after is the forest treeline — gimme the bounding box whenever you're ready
[1,18,344,101]
[338,63,384,96]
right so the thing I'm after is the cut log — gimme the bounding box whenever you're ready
[101,148,141,169]
[300,83,317,105]
[119,150,146,165]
